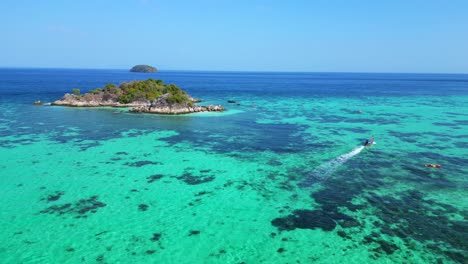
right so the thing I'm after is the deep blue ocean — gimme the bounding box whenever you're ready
[0,69,467,263]
[1,68,468,101]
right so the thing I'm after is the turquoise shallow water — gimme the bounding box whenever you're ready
[0,70,467,263]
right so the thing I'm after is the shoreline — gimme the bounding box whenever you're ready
[51,79,225,114]
[52,95,224,114]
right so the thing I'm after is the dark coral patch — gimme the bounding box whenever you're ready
[311,181,365,213]
[146,250,156,255]
[40,203,72,215]
[189,230,200,236]
[195,191,212,196]
[177,172,215,185]
[337,230,350,239]
[95,231,108,237]
[39,196,106,216]
[432,122,456,127]
[340,127,371,134]
[41,191,64,202]
[365,191,468,261]
[388,131,420,143]
[363,234,399,255]
[125,161,162,167]
[161,123,308,154]
[267,160,283,166]
[296,148,466,262]
[442,251,466,263]
[138,204,149,211]
[147,174,164,183]
[454,119,468,125]
[151,233,162,242]
[272,210,337,231]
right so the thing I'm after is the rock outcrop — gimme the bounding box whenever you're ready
[52,93,147,107]
[130,94,224,114]
[53,93,224,114]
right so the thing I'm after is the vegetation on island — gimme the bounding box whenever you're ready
[130,65,158,73]
[56,78,223,113]
[84,79,192,105]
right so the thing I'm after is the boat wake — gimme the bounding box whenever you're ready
[299,146,365,187]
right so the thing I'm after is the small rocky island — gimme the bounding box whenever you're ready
[130,65,157,73]
[52,79,224,114]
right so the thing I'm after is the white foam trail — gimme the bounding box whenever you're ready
[300,146,365,187]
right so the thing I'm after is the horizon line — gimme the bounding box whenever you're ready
[0,66,467,75]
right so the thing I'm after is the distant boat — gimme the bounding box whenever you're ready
[43,102,51,106]
[364,136,375,146]
[33,100,42,105]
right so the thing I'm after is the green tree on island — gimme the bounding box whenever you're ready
[88,79,191,105]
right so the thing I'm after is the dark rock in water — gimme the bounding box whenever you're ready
[277,248,285,253]
[151,233,162,242]
[146,250,156,255]
[227,100,237,103]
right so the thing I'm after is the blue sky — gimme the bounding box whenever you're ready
[1,0,467,73]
